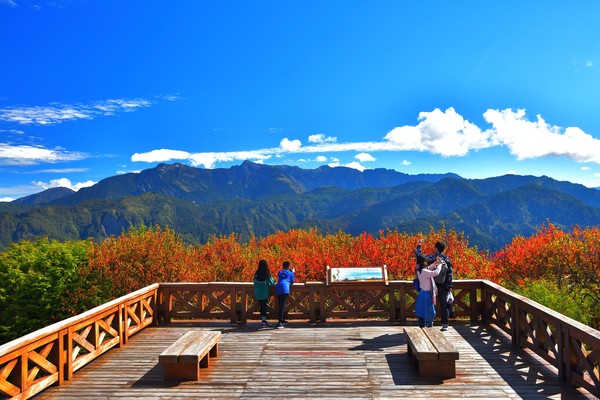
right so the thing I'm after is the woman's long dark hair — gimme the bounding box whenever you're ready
[255,259,271,281]
[416,255,427,273]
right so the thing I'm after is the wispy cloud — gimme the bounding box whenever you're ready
[131,107,600,169]
[0,144,88,165]
[0,96,171,126]
[33,167,89,173]
[0,0,17,7]
[0,129,25,134]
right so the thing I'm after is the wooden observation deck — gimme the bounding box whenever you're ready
[1,280,599,399]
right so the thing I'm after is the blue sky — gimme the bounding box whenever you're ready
[1,1,600,201]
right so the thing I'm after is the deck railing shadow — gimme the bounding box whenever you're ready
[1,279,599,399]
[456,323,592,399]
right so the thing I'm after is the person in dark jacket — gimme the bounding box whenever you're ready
[275,261,295,329]
[416,239,453,331]
[253,260,275,327]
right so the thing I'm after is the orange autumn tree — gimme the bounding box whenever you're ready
[88,225,203,298]
[87,225,494,296]
[493,223,600,327]
[190,226,493,282]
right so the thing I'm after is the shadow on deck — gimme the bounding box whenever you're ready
[32,320,595,400]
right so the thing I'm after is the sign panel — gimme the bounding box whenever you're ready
[326,266,387,285]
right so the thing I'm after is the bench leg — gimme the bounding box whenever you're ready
[436,360,456,378]
[162,362,199,381]
[209,343,218,358]
[417,360,455,378]
[199,354,209,368]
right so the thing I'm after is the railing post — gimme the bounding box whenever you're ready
[240,285,247,324]
[388,283,396,322]
[481,283,489,326]
[470,284,478,323]
[511,297,519,346]
[152,286,159,326]
[320,284,328,322]
[230,286,237,324]
[558,322,566,382]
[56,328,66,385]
[307,282,317,323]
[66,327,74,380]
[399,283,407,322]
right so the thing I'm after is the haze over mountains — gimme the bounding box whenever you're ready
[2,161,599,251]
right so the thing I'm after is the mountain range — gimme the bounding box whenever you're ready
[1,160,599,252]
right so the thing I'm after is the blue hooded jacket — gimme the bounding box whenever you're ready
[275,269,295,295]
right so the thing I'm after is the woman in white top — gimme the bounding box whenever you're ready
[415,254,442,328]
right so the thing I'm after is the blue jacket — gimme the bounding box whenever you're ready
[275,269,295,295]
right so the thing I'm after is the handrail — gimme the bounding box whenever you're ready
[0,284,158,399]
[481,280,600,396]
[1,280,599,399]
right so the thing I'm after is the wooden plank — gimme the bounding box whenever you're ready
[158,331,198,363]
[32,322,596,400]
[403,327,437,360]
[179,332,221,363]
[422,326,460,360]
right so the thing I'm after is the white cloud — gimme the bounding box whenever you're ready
[581,166,591,171]
[131,149,191,163]
[33,178,95,192]
[586,60,594,67]
[188,150,272,169]
[308,134,337,144]
[280,138,302,151]
[0,97,173,126]
[355,153,375,162]
[402,160,411,166]
[0,144,87,165]
[0,197,14,202]
[384,107,492,156]
[130,107,600,171]
[344,161,366,172]
[484,109,600,162]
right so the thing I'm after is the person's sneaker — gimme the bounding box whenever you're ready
[282,320,289,326]
[276,323,285,329]
[441,325,448,331]
[261,321,269,328]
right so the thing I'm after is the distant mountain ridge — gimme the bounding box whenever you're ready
[1,161,599,251]
[45,161,461,205]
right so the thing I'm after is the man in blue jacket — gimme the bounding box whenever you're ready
[275,261,295,329]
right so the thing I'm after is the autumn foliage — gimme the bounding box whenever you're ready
[2,222,599,344]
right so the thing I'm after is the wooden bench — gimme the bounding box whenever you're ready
[158,330,221,381]
[403,326,459,378]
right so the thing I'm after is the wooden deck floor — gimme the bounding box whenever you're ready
[33,321,596,400]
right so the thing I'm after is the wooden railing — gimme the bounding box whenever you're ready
[0,284,158,400]
[157,280,481,324]
[482,280,600,397]
[1,280,599,399]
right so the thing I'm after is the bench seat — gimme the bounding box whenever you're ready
[158,330,221,381]
[404,326,459,378]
